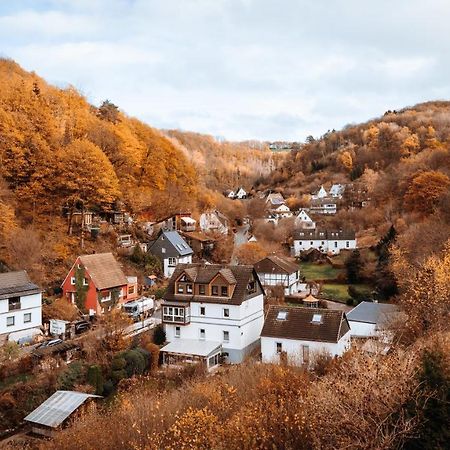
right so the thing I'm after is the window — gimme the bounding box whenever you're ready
[346,241,349,248]
[199,284,206,295]
[177,284,184,294]
[277,311,287,321]
[212,286,219,296]
[8,297,21,311]
[6,316,14,327]
[310,241,313,245]
[276,342,282,353]
[299,241,302,245]
[223,330,230,342]
[70,277,76,285]
[312,314,322,324]
[199,329,206,340]
[175,326,180,338]
[168,257,176,266]
[24,313,31,323]
[186,284,193,294]
[161,247,166,253]
[128,285,135,295]
[247,280,256,294]
[163,306,187,323]
[223,308,230,318]
[83,278,88,286]
[221,286,228,296]
[334,241,338,248]
[200,306,205,316]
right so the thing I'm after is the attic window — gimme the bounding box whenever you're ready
[277,311,288,321]
[311,314,322,324]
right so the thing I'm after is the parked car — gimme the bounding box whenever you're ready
[74,320,91,334]
[37,338,63,349]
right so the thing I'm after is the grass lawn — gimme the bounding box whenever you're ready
[321,283,373,303]
[300,262,344,281]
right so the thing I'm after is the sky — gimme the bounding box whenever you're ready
[0,0,449,141]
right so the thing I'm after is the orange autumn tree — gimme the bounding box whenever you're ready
[234,242,268,264]
[404,170,450,215]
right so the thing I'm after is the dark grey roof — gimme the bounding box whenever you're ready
[148,230,193,258]
[24,391,101,428]
[262,305,350,343]
[0,271,40,300]
[347,301,400,326]
[293,229,355,241]
[254,255,299,275]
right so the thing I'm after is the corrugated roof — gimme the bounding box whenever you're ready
[78,253,128,290]
[347,301,399,326]
[0,271,40,300]
[261,305,350,343]
[161,339,222,357]
[254,255,299,275]
[24,391,101,428]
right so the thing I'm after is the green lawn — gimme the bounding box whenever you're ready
[320,283,373,303]
[300,262,344,281]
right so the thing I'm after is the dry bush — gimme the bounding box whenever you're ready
[42,297,79,322]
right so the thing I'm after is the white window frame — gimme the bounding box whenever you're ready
[168,257,176,266]
[70,277,76,285]
[24,313,32,323]
[223,330,230,342]
[6,316,15,327]
[200,306,206,316]
[175,326,180,338]
[276,342,282,353]
[199,328,206,340]
[223,308,230,318]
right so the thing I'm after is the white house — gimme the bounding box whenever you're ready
[254,255,300,296]
[347,301,401,340]
[199,210,229,235]
[0,271,42,344]
[292,229,356,256]
[148,230,193,278]
[233,187,248,199]
[269,204,292,219]
[309,198,337,215]
[294,209,316,229]
[261,305,351,366]
[161,263,265,369]
[311,185,328,200]
[329,184,345,199]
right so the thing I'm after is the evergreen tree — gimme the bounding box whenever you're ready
[153,324,166,345]
[345,249,363,284]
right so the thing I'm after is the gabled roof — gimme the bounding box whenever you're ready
[347,301,400,326]
[149,230,193,257]
[165,263,263,305]
[24,391,101,428]
[293,229,355,241]
[0,271,40,300]
[254,255,299,275]
[77,253,128,290]
[266,192,285,206]
[261,305,350,343]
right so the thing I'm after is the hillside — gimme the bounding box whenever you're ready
[0,59,272,284]
[165,130,281,192]
[260,101,450,262]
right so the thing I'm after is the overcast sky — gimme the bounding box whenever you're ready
[0,0,449,141]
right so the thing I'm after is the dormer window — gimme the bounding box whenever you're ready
[212,286,219,296]
[247,280,256,294]
[177,284,184,294]
[221,286,228,297]
[199,284,206,295]
[186,284,193,294]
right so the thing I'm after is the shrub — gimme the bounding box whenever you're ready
[153,324,166,345]
[123,349,146,377]
[87,365,104,395]
[57,361,84,390]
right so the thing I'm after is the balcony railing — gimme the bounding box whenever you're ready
[8,302,21,311]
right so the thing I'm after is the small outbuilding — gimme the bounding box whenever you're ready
[24,390,101,437]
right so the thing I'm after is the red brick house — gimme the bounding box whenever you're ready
[61,253,138,315]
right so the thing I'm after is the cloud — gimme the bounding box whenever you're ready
[1,0,450,140]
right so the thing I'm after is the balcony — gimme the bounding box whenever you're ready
[8,298,21,311]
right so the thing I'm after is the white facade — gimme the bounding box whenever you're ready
[348,320,377,338]
[234,188,247,199]
[311,186,328,200]
[257,271,300,296]
[294,210,316,229]
[163,255,193,278]
[310,201,337,215]
[271,204,293,218]
[261,333,351,366]
[0,292,42,338]
[199,212,228,235]
[165,294,264,363]
[292,236,356,256]
[330,184,345,198]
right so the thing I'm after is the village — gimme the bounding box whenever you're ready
[0,180,402,443]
